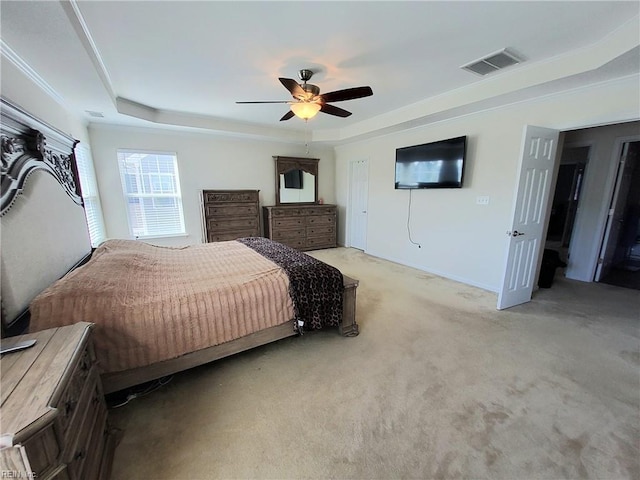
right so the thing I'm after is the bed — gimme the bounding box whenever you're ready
[0,97,358,394]
[29,237,358,392]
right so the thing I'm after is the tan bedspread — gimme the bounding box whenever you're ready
[29,239,294,374]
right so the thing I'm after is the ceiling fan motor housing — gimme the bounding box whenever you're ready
[297,70,320,100]
[302,84,320,97]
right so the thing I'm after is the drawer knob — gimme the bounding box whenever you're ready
[74,449,86,460]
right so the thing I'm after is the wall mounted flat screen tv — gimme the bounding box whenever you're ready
[395,136,467,189]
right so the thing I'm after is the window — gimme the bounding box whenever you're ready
[75,144,106,247]
[117,150,185,238]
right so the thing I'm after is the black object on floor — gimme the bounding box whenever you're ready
[539,249,567,288]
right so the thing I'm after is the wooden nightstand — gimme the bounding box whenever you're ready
[0,322,117,480]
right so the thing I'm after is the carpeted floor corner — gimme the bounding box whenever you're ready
[108,247,640,480]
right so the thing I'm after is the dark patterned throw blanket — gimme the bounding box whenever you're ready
[237,237,343,331]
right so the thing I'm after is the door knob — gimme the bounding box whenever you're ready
[507,230,525,237]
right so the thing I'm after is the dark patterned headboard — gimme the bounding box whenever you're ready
[1,97,92,335]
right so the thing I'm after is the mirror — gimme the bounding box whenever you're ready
[274,156,319,205]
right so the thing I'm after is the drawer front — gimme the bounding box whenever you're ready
[270,208,304,217]
[208,230,258,242]
[80,404,108,480]
[207,217,258,231]
[66,379,106,480]
[306,215,335,226]
[305,236,336,249]
[55,347,93,439]
[204,191,258,203]
[23,424,60,478]
[58,368,100,461]
[205,204,258,217]
[272,228,305,241]
[274,217,304,228]
[305,206,336,216]
[307,225,335,236]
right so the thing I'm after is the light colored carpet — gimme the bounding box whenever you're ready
[109,247,640,480]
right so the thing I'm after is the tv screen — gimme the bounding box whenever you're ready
[395,136,467,189]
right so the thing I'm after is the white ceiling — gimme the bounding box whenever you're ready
[1,1,639,143]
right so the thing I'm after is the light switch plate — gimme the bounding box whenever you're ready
[476,196,490,205]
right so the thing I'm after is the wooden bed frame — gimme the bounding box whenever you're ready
[102,275,358,393]
[0,97,359,395]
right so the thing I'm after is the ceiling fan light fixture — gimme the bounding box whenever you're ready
[237,70,372,121]
[290,102,321,120]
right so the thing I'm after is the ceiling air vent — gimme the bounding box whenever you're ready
[85,110,104,118]
[461,48,523,76]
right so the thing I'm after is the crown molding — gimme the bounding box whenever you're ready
[60,0,117,101]
[1,40,66,105]
[114,97,306,143]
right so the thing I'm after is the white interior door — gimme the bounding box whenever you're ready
[497,125,560,310]
[349,159,369,250]
[595,140,638,281]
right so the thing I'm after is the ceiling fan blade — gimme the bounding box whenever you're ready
[320,104,352,118]
[236,101,291,104]
[279,78,306,98]
[320,86,373,103]
[280,110,295,121]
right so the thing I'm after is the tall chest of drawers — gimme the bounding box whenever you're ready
[0,322,116,480]
[263,204,337,251]
[202,189,261,242]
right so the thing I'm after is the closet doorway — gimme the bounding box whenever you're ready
[545,145,589,259]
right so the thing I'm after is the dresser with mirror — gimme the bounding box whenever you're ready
[263,156,337,251]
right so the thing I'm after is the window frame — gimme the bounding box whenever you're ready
[117,149,186,239]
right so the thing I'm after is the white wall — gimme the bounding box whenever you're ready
[1,58,90,144]
[88,124,335,246]
[562,121,640,281]
[335,76,640,292]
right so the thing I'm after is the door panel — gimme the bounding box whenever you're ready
[498,126,560,310]
[349,160,369,250]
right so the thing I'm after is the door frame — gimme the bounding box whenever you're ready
[593,135,640,281]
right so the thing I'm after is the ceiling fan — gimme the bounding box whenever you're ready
[236,69,373,121]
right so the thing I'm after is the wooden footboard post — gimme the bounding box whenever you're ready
[340,275,359,336]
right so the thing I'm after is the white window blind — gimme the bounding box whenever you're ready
[117,150,185,238]
[75,144,106,247]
